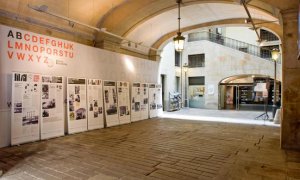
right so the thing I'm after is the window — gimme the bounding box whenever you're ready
[175,51,180,67]
[239,47,248,53]
[189,76,205,99]
[188,54,205,67]
[176,76,180,92]
[260,45,279,59]
[260,29,279,41]
[216,27,222,35]
[189,76,205,85]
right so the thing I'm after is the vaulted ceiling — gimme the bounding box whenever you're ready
[0,0,297,59]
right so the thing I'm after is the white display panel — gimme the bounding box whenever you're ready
[156,84,163,116]
[103,81,119,127]
[87,79,104,130]
[0,25,159,148]
[140,83,149,120]
[67,78,87,134]
[41,75,64,140]
[117,81,131,125]
[11,72,41,145]
[131,83,141,122]
[149,84,157,118]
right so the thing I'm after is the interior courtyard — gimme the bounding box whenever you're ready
[0,0,299,179]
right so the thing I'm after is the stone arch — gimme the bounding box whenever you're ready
[150,19,282,60]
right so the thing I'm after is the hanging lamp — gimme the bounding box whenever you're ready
[173,0,185,52]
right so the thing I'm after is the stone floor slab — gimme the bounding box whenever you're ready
[0,118,300,179]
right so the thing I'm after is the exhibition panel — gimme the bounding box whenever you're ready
[67,78,87,134]
[117,81,131,125]
[103,81,119,127]
[87,79,104,130]
[0,24,159,148]
[131,83,142,122]
[149,84,157,118]
[156,84,163,116]
[140,83,149,120]
[11,72,41,145]
[149,84,163,118]
[41,75,64,140]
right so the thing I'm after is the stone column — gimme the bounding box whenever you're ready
[281,9,300,150]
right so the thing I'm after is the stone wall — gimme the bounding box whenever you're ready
[159,40,282,110]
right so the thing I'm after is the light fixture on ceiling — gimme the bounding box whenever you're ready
[244,18,251,24]
[173,0,185,52]
[241,0,261,42]
[68,21,75,28]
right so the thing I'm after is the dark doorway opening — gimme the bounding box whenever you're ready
[161,74,166,111]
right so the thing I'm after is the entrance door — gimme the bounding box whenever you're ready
[223,85,240,110]
[235,86,239,110]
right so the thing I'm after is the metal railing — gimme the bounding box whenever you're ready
[188,31,280,62]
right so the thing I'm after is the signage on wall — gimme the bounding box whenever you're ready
[3,26,75,67]
[207,84,214,95]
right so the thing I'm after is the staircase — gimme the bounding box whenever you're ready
[188,31,279,62]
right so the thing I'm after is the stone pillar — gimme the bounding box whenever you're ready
[281,9,300,150]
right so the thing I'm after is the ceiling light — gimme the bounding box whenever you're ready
[244,18,251,24]
[173,0,185,52]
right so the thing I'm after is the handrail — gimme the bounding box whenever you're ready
[188,31,280,63]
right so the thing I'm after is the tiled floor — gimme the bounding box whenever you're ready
[0,118,300,180]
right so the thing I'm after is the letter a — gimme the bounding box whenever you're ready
[7,30,14,38]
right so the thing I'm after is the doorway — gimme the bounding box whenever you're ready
[223,85,238,110]
[219,75,281,111]
[161,74,166,111]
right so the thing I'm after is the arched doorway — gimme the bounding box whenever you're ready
[219,74,281,111]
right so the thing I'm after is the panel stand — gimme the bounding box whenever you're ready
[255,97,269,123]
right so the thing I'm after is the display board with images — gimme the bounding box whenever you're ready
[140,83,149,120]
[41,75,64,140]
[149,83,157,118]
[11,72,41,145]
[156,84,163,116]
[67,78,87,134]
[103,81,119,127]
[117,81,131,124]
[131,82,141,122]
[87,79,104,130]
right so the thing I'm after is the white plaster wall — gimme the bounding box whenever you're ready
[158,42,177,110]
[224,27,259,46]
[160,40,281,110]
[0,25,159,148]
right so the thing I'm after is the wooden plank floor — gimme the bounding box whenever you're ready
[0,118,300,180]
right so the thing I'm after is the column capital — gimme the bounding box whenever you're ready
[281,8,298,19]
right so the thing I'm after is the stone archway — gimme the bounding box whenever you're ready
[218,74,281,111]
